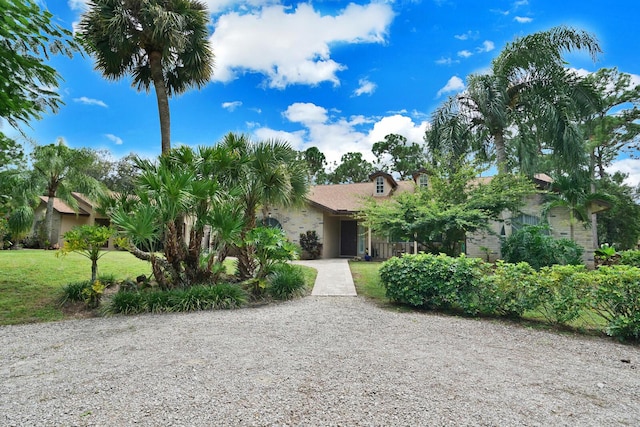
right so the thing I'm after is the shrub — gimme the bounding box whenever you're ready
[104,283,247,315]
[479,261,543,317]
[501,225,584,270]
[619,250,640,268]
[60,280,92,304]
[299,230,321,259]
[537,265,591,324]
[267,263,307,300]
[590,265,640,340]
[379,253,487,313]
[59,274,116,308]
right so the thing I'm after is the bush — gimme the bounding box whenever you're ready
[299,230,321,259]
[537,265,591,324]
[59,275,117,307]
[104,283,247,315]
[619,250,640,268]
[501,225,584,270]
[60,280,92,304]
[379,253,487,313]
[267,263,307,300]
[479,261,543,317]
[590,265,640,340]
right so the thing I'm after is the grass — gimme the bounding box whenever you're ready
[0,249,152,325]
[349,261,388,303]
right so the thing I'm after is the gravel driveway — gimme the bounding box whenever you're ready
[1,296,638,426]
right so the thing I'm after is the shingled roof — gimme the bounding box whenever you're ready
[307,180,416,214]
[38,196,90,216]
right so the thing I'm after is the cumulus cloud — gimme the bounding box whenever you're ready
[105,134,123,145]
[437,76,465,97]
[222,101,243,111]
[454,30,479,41]
[478,40,495,53]
[608,158,640,187]
[209,2,394,88]
[457,50,473,58]
[353,78,377,96]
[73,97,107,108]
[253,102,427,166]
[514,16,533,23]
[67,0,87,11]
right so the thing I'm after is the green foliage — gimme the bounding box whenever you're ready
[597,173,640,250]
[329,152,375,184]
[58,225,114,282]
[60,275,115,308]
[267,263,307,300]
[299,230,321,259]
[104,284,247,315]
[479,261,543,317]
[0,0,79,129]
[537,265,591,324]
[501,225,584,270]
[379,253,487,314]
[619,250,640,268]
[361,163,535,255]
[590,266,640,340]
[372,134,426,179]
[246,227,299,280]
[0,218,8,249]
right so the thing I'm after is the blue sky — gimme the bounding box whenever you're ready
[18,0,640,181]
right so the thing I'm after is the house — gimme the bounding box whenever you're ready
[31,192,114,248]
[268,171,600,266]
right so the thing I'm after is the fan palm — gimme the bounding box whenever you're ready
[78,0,214,155]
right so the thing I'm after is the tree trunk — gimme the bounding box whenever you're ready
[45,187,57,247]
[91,259,98,283]
[149,50,171,155]
[494,130,508,174]
[237,212,257,280]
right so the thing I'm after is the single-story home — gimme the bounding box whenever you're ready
[267,171,602,266]
[31,192,114,248]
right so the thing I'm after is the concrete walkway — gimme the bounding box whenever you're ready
[294,258,357,296]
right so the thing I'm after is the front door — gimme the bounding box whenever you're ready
[340,220,358,256]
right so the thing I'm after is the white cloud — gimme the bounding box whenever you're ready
[478,40,495,53]
[253,102,427,166]
[514,0,529,7]
[457,50,473,58]
[353,78,377,96]
[73,97,108,108]
[454,30,478,41]
[105,134,123,145]
[608,158,640,187]
[222,101,243,111]
[514,16,533,23]
[209,2,394,88]
[437,76,465,97]
[67,0,87,11]
[435,57,459,66]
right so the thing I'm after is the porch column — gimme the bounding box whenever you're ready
[413,232,417,254]
[368,227,372,257]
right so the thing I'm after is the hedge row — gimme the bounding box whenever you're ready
[379,253,640,341]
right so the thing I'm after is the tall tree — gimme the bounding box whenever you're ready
[0,0,78,132]
[300,146,328,184]
[432,26,601,174]
[79,0,214,155]
[30,140,106,246]
[329,152,375,184]
[372,134,426,179]
[596,173,640,250]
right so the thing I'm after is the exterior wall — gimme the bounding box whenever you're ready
[466,193,596,266]
[322,214,341,258]
[268,204,325,251]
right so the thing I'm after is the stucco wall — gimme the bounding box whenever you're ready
[268,204,325,252]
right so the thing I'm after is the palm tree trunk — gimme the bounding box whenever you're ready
[149,50,171,155]
[91,259,98,283]
[45,189,57,247]
[494,131,508,174]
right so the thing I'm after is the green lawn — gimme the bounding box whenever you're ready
[349,261,388,303]
[0,249,151,325]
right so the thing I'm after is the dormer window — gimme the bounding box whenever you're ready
[418,174,428,188]
[375,176,384,194]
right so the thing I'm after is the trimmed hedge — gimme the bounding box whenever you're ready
[380,253,640,341]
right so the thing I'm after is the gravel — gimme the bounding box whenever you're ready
[1,296,639,426]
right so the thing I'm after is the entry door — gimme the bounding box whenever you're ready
[340,220,358,256]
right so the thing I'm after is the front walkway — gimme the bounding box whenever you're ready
[294,258,357,296]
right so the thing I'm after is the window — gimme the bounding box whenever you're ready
[511,214,542,233]
[261,216,282,229]
[375,176,384,194]
[418,174,428,188]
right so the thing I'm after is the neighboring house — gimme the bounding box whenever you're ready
[31,192,113,248]
[269,171,602,266]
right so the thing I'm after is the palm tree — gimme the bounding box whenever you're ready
[79,0,214,155]
[217,133,310,280]
[432,26,601,174]
[30,140,106,246]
